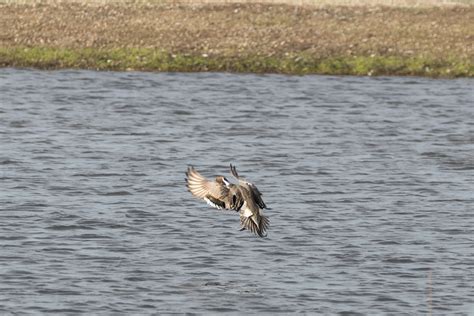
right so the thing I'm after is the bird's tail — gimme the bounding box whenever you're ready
[240,213,269,237]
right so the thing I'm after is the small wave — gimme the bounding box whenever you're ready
[99,191,133,196]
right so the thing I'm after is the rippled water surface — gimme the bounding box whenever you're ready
[1,69,473,314]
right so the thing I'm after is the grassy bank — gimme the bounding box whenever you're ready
[1,3,472,76]
[1,47,472,76]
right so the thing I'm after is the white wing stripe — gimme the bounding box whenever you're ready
[204,197,223,210]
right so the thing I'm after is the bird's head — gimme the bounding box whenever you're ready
[216,176,231,187]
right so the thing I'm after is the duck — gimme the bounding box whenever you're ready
[185,164,269,237]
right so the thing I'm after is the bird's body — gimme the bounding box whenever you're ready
[185,164,269,237]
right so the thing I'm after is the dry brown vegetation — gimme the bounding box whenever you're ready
[1,0,473,6]
[0,2,472,75]
[1,3,472,59]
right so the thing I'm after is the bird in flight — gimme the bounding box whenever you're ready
[185,164,269,237]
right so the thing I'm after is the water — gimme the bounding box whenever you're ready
[0,69,473,314]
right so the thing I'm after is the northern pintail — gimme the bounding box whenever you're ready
[185,164,269,237]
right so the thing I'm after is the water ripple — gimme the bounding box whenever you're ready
[0,69,472,314]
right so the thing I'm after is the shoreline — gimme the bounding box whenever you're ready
[1,3,472,77]
[2,47,472,77]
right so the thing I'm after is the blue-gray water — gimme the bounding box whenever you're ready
[0,69,473,314]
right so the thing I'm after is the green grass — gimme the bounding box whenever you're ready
[1,47,472,77]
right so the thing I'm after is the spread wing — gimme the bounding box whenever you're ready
[185,166,230,210]
[230,164,267,209]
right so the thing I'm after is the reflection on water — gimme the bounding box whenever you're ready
[0,69,472,314]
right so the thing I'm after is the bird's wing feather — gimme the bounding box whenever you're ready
[248,183,266,209]
[186,166,229,210]
[186,167,228,199]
